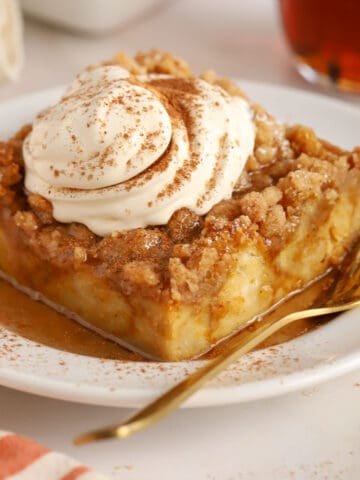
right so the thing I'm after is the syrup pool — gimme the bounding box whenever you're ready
[0,270,335,362]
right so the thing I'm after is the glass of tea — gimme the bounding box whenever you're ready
[279,0,360,93]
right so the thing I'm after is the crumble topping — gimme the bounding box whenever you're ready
[110,49,193,78]
[0,50,358,303]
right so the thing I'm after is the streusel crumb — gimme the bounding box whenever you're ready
[0,50,358,303]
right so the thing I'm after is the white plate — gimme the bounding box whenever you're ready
[0,82,360,408]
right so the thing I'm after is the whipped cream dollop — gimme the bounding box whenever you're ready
[24,65,255,236]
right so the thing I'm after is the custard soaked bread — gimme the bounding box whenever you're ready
[0,50,359,360]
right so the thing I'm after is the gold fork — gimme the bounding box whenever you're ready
[74,242,360,445]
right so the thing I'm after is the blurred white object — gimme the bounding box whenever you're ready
[0,0,23,81]
[20,0,171,35]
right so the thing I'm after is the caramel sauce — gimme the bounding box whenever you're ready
[0,270,336,362]
[0,279,142,361]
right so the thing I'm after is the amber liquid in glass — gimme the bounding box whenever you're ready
[280,0,360,92]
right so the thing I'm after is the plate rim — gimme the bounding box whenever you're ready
[0,80,360,408]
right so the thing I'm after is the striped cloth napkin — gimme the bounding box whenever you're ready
[0,431,108,480]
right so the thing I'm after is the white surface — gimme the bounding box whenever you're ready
[0,0,359,478]
[1,82,360,411]
[0,0,359,106]
[20,0,170,34]
[0,374,359,479]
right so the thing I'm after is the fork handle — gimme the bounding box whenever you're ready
[74,303,357,445]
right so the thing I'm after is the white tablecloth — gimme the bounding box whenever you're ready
[0,1,359,478]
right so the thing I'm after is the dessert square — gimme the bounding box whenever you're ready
[0,50,360,361]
